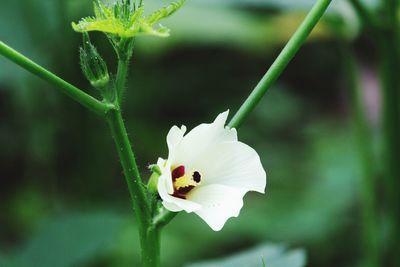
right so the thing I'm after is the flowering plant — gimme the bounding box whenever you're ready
[0,0,333,266]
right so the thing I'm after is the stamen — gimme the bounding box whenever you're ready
[173,185,195,199]
[170,165,202,199]
[171,165,185,181]
[192,171,201,183]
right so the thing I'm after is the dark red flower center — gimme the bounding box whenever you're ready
[170,165,201,199]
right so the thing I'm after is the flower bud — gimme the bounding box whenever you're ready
[79,33,110,91]
[147,164,162,193]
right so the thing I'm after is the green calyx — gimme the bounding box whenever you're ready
[72,0,186,39]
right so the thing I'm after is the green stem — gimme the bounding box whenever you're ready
[153,208,178,229]
[379,0,400,263]
[106,108,157,266]
[110,39,159,265]
[143,227,161,267]
[116,57,130,102]
[342,44,378,267]
[114,37,135,103]
[0,41,111,116]
[228,0,332,128]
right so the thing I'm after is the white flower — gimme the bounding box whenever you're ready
[156,111,266,231]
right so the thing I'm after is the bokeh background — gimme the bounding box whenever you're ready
[0,0,387,266]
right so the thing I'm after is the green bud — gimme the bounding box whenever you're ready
[147,164,162,193]
[79,33,110,91]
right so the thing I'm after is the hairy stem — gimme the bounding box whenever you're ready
[342,45,378,267]
[116,57,130,102]
[228,0,332,128]
[110,39,161,265]
[106,108,156,266]
[143,227,161,267]
[0,41,111,116]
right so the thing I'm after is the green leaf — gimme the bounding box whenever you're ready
[72,17,128,37]
[9,211,124,267]
[146,0,186,24]
[185,243,306,267]
[72,0,186,38]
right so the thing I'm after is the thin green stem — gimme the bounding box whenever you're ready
[114,37,135,103]
[153,208,178,229]
[228,0,332,128]
[0,41,111,116]
[342,44,378,267]
[116,57,130,102]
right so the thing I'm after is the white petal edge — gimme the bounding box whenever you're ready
[172,110,237,168]
[187,184,244,231]
[166,125,186,161]
[156,158,173,194]
[192,141,266,194]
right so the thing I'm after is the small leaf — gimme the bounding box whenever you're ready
[72,17,127,36]
[146,0,187,24]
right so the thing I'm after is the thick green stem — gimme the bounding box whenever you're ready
[0,41,110,116]
[110,39,160,265]
[342,45,379,267]
[143,227,161,267]
[228,0,332,128]
[106,108,158,266]
[379,0,400,262]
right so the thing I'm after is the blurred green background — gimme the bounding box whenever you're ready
[0,0,384,266]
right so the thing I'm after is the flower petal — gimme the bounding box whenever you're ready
[193,141,266,194]
[172,111,237,168]
[166,125,186,160]
[187,184,244,231]
[156,158,173,194]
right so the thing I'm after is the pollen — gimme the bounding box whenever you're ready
[174,174,198,189]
